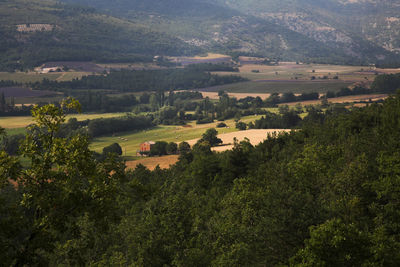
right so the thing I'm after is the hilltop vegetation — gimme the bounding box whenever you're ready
[0,0,199,71]
[2,0,400,71]
[60,0,400,65]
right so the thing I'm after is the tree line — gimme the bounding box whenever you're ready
[28,68,246,92]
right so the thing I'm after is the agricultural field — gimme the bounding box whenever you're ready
[209,62,400,94]
[199,91,272,100]
[90,114,265,157]
[282,94,389,106]
[96,62,164,70]
[0,71,90,83]
[186,129,291,152]
[0,87,58,98]
[126,155,180,170]
[169,53,232,66]
[0,112,126,129]
[56,72,90,81]
[0,72,62,83]
[200,80,353,94]
[124,128,291,170]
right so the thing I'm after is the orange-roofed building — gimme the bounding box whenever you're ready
[140,141,155,153]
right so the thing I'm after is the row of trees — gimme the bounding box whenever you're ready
[29,69,246,92]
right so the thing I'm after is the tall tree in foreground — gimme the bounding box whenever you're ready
[0,98,126,265]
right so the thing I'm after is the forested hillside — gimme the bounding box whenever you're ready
[0,0,199,71]
[59,0,400,65]
[1,92,400,265]
[2,0,400,70]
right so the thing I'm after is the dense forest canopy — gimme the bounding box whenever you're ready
[1,92,400,265]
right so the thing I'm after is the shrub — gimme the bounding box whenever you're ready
[103,143,122,156]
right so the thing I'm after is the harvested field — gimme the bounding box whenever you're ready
[186,129,291,152]
[170,53,232,66]
[125,129,291,170]
[0,72,61,83]
[41,61,104,73]
[90,115,265,156]
[56,72,90,81]
[281,94,388,106]
[199,91,271,100]
[125,155,179,170]
[0,112,125,129]
[199,80,352,94]
[0,87,57,98]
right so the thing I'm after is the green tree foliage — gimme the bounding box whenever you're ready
[166,142,178,155]
[178,141,191,154]
[0,98,127,265]
[371,73,400,93]
[150,141,168,156]
[3,92,400,265]
[292,219,371,266]
[235,121,247,130]
[103,143,122,156]
[198,128,222,147]
[87,115,153,137]
[30,69,247,92]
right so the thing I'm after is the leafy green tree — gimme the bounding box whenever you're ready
[198,128,222,147]
[292,219,371,266]
[178,141,191,154]
[103,143,123,156]
[235,121,247,130]
[0,92,5,112]
[150,141,168,156]
[0,98,126,265]
[166,142,178,155]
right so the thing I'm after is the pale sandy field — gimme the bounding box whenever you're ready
[186,129,291,150]
[281,94,388,106]
[199,91,271,100]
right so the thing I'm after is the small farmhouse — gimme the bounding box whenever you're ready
[139,141,155,154]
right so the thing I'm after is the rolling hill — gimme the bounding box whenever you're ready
[2,0,400,71]
[59,0,400,65]
[0,0,200,71]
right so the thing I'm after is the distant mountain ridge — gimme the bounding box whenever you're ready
[60,0,400,65]
[0,0,199,71]
[2,0,400,70]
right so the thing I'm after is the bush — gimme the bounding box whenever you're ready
[103,143,122,156]
[235,121,247,130]
[150,141,168,156]
[178,141,191,154]
[166,142,178,155]
[198,128,222,147]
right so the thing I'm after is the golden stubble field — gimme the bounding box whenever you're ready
[0,112,126,129]
[125,129,291,170]
[280,94,389,106]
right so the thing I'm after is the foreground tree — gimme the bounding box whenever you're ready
[0,98,126,265]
